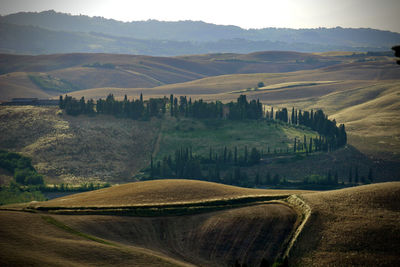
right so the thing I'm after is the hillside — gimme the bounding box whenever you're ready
[0,105,159,184]
[64,57,400,160]
[30,179,310,208]
[0,51,348,101]
[0,210,191,267]
[2,180,306,266]
[291,182,400,266]
[2,180,399,266]
[1,10,400,55]
[1,105,336,184]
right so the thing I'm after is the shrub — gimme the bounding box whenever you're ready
[14,168,44,185]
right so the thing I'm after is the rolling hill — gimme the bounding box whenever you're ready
[0,51,347,100]
[291,182,400,266]
[2,180,399,266]
[61,56,399,160]
[2,180,308,266]
[1,10,400,55]
[1,105,339,184]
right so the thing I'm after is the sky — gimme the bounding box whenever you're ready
[0,0,399,33]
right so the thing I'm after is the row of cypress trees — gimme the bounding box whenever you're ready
[150,146,262,180]
[59,93,346,150]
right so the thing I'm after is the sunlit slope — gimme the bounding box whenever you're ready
[0,211,189,267]
[67,60,399,101]
[0,51,346,101]
[284,81,400,159]
[0,106,159,184]
[291,182,400,266]
[0,72,53,100]
[32,179,310,208]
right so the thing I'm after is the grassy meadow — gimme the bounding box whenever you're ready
[155,116,317,161]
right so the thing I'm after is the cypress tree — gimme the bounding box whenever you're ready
[255,172,260,186]
[355,166,359,184]
[223,146,227,163]
[150,155,154,177]
[334,171,339,184]
[266,172,271,185]
[327,170,332,184]
[173,97,178,117]
[349,167,353,184]
[170,94,174,116]
[244,146,248,164]
[59,95,64,109]
[291,107,295,124]
[234,146,238,165]
[294,138,297,153]
[368,167,373,182]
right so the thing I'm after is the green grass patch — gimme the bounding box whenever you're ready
[156,118,312,161]
[28,74,80,93]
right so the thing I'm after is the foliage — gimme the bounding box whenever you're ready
[40,182,111,192]
[28,74,79,93]
[14,168,44,185]
[59,94,346,153]
[0,149,34,173]
[149,146,262,185]
[83,62,115,69]
[0,150,44,185]
[0,183,46,205]
[60,93,166,119]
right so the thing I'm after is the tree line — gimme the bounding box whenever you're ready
[273,107,347,150]
[149,146,262,182]
[59,94,167,119]
[59,93,263,121]
[59,93,346,150]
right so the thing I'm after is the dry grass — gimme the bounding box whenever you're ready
[54,203,297,267]
[291,182,400,266]
[30,179,312,208]
[0,211,190,267]
[0,72,53,101]
[0,106,160,184]
[1,51,348,102]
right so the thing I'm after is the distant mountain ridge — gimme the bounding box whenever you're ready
[1,10,400,55]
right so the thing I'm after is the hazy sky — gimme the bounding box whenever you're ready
[1,0,399,32]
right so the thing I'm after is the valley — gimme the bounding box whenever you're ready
[0,50,399,267]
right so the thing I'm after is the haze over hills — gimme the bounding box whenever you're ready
[1,10,400,55]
